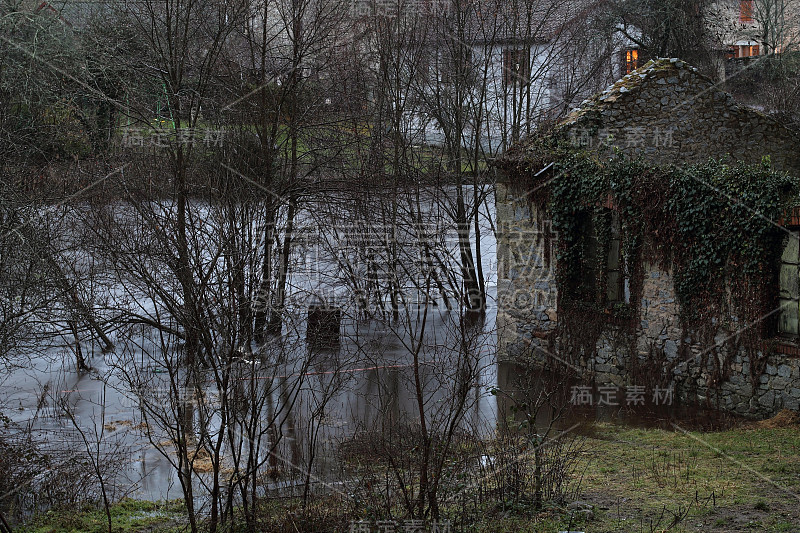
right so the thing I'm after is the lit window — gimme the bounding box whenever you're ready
[742,45,760,57]
[624,49,639,74]
[740,0,754,23]
[730,45,760,58]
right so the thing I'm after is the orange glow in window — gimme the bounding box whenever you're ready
[625,49,639,73]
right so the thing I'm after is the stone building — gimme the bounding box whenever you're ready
[493,58,800,418]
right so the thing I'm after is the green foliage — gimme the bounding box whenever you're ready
[20,499,185,533]
[528,144,799,375]
[665,159,795,322]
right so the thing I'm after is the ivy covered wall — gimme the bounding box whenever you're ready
[494,58,800,418]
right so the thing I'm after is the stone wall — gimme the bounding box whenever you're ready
[495,59,800,418]
[500,58,800,174]
[496,183,800,418]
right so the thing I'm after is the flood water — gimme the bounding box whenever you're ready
[0,184,735,511]
[1,185,501,504]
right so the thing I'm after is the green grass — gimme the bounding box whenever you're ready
[19,423,800,532]
[21,499,185,533]
[572,422,800,532]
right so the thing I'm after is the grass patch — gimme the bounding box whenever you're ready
[18,422,800,532]
[573,422,800,532]
[21,499,185,533]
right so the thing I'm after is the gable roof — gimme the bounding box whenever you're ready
[350,0,603,45]
[464,0,603,45]
[497,58,800,176]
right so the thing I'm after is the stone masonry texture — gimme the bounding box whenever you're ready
[495,58,800,419]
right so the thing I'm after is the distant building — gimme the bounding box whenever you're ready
[347,0,617,154]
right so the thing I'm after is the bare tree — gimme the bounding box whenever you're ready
[608,0,721,77]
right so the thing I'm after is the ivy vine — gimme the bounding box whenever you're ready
[513,141,799,390]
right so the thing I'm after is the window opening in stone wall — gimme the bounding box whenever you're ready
[727,45,760,58]
[571,209,629,306]
[779,231,800,335]
[576,211,598,298]
[740,44,759,57]
[606,210,628,303]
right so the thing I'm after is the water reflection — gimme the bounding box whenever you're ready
[2,185,504,504]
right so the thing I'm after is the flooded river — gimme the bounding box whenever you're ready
[1,185,500,504]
